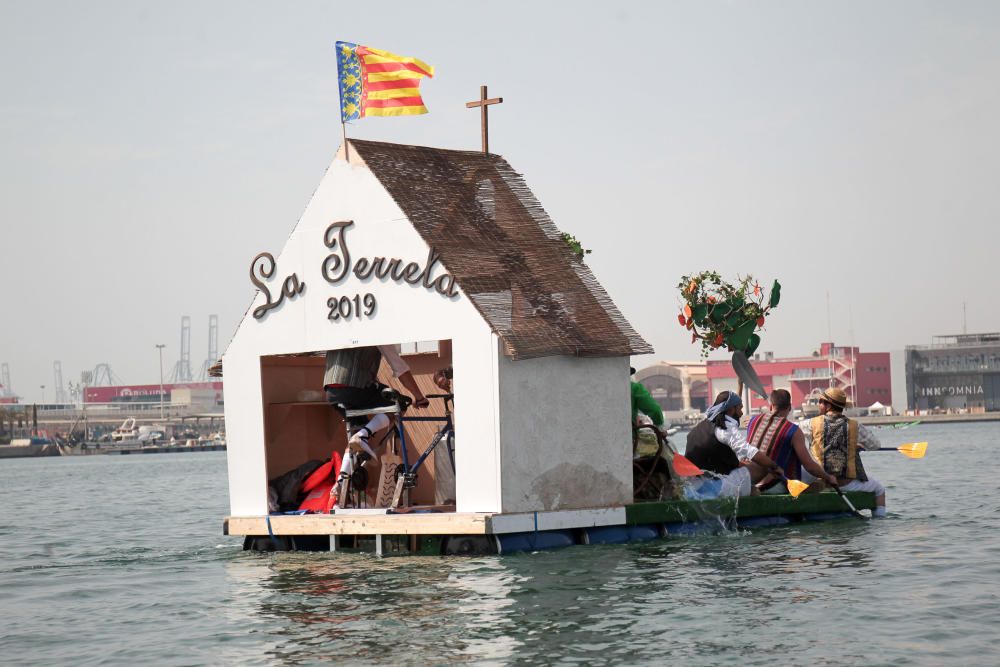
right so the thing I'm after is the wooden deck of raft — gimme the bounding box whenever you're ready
[225,491,877,538]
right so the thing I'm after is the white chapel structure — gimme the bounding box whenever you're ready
[221,139,653,519]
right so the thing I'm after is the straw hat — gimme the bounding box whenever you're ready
[820,387,849,409]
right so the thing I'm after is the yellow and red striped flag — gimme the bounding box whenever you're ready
[336,41,435,121]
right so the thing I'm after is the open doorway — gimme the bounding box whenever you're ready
[259,340,454,514]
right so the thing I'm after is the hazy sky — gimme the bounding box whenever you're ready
[2,1,999,402]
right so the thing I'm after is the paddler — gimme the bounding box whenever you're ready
[798,387,888,518]
[684,391,783,496]
[748,389,838,493]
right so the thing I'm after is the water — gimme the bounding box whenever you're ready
[2,422,999,666]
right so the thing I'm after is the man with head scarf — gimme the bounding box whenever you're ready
[684,390,782,497]
[799,387,887,517]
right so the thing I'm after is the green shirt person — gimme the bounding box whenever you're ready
[631,379,664,427]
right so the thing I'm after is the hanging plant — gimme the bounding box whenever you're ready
[561,233,592,260]
[676,271,781,358]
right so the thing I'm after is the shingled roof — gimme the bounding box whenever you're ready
[350,139,653,360]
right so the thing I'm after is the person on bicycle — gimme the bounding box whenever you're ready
[324,345,429,454]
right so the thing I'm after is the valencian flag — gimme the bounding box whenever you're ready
[336,41,435,121]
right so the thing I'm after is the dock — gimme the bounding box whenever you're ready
[69,442,226,456]
[857,412,1000,426]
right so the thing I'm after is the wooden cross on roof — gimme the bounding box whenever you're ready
[466,85,503,153]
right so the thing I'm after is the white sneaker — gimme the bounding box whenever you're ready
[348,428,376,458]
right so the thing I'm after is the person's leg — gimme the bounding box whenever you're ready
[328,385,394,457]
[331,449,354,509]
[348,413,389,456]
[745,461,770,484]
[719,467,752,497]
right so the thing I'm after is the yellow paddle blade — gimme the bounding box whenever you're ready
[898,441,927,459]
[786,478,810,498]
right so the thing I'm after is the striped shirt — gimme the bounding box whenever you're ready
[323,345,410,388]
[747,411,801,480]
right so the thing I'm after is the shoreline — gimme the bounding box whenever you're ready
[856,412,1000,426]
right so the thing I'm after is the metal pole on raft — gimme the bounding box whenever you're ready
[736,377,745,422]
[745,381,751,419]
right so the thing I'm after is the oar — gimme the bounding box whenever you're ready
[830,484,868,520]
[874,442,927,459]
[673,451,810,497]
[779,474,810,498]
[671,452,704,477]
[732,351,769,401]
[755,468,811,498]
[675,453,867,518]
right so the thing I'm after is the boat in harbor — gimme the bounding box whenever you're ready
[108,417,143,442]
[0,437,62,459]
[215,138,878,556]
[89,417,170,448]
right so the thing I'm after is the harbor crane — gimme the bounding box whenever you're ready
[53,361,69,404]
[90,363,121,386]
[198,314,219,381]
[0,362,14,399]
[170,316,193,383]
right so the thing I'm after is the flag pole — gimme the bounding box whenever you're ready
[342,120,349,164]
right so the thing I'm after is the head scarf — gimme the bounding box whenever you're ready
[705,391,742,423]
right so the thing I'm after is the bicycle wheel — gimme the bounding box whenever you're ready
[446,430,456,472]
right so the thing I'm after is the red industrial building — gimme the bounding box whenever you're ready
[706,342,892,411]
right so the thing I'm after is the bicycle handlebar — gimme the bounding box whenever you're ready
[380,388,413,410]
[382,390,452,414]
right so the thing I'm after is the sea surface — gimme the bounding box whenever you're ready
[2,422,999,666]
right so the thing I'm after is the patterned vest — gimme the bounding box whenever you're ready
[808,414,867,481]
[747,411,801,480]
[323,346,383,389]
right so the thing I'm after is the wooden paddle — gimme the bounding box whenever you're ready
[874,442,927,459]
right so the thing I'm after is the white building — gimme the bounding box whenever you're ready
[221,139,652,525]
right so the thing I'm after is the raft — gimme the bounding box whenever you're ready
[227,490,876,555]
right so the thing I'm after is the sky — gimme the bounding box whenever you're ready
[2,1,999,403]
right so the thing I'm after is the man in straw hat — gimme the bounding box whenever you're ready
[800,386,888,517]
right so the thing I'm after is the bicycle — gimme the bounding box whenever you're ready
[379,392,455,509]
[330,394,406,511]
[331,391,455,510]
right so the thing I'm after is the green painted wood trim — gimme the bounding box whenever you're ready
[625,492,876,525]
